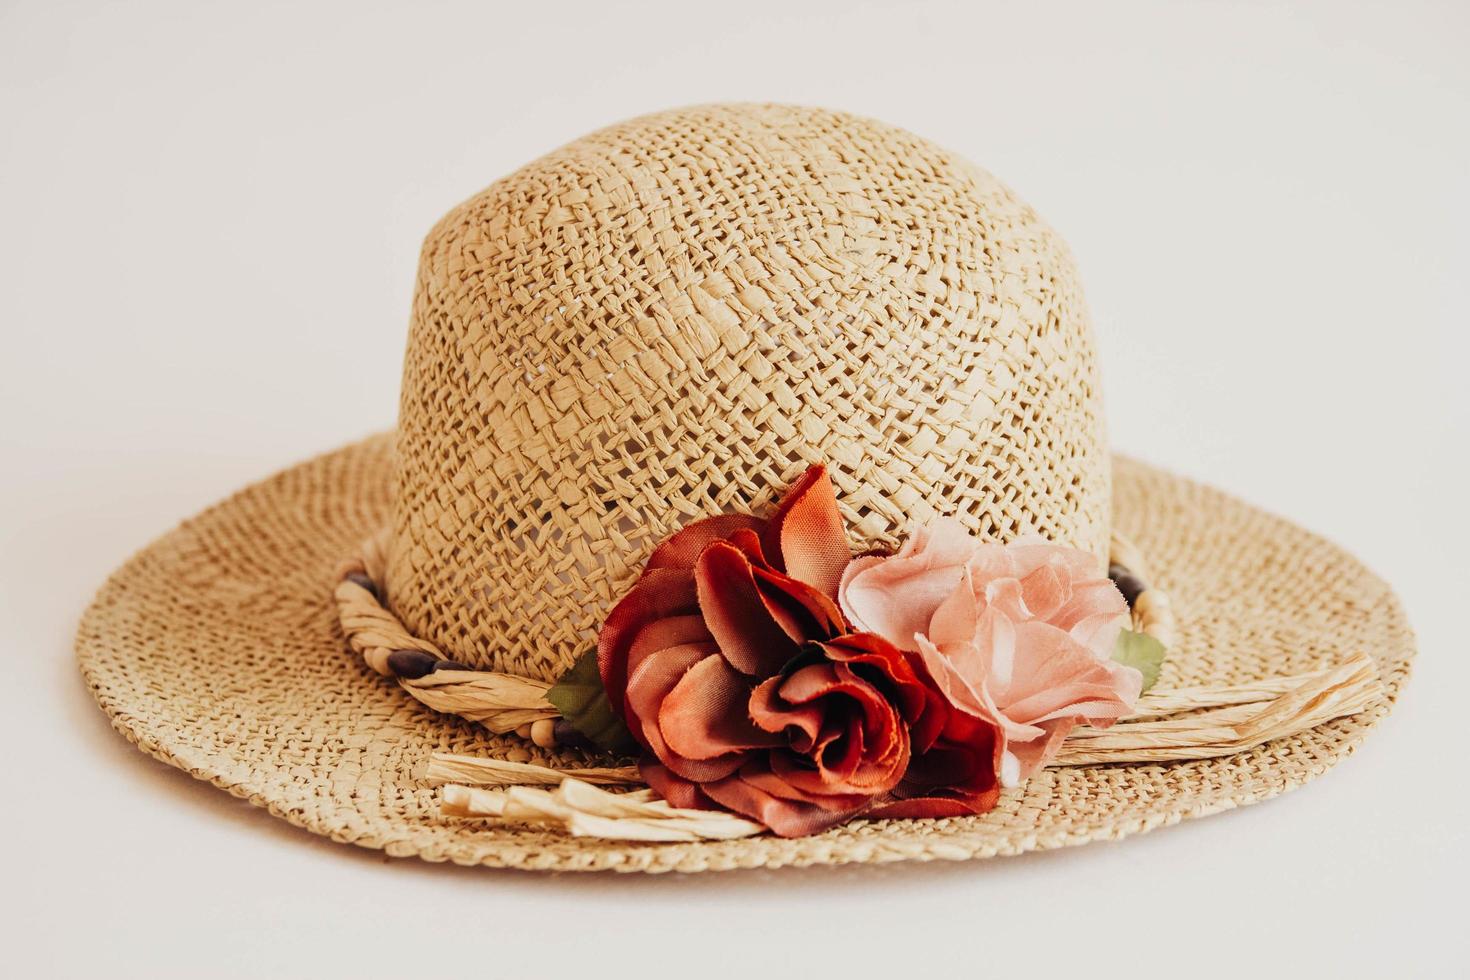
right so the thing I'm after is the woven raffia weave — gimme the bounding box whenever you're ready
[76,438,1413,871]
[391,104,1108,680]
[76,104,1413,871]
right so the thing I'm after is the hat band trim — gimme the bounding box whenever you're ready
[335,526,1180,750]
[332,530,1382,841]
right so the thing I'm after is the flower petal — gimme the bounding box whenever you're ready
[761,464,851,600]
[1019,564,1067,621]
[764,750,877,807]
[931,598,1017,696]
[877,722,1001,817]
[1052,578,1128,655]
[866,796,995,820]
[625,614,712,672]
[749,675,825,748]
[597,567,700,719]
[912,634,987,719]
[658,652,783,760]
[723,526,768,563]
[625,643,746,782]
[979,622,1141,782]
[818,633,939,746]
[702,766,867,837]
[638,759,713,810]
[837,522,976,651]
[752,565,846,643]
[926,563,980,649]
[648,513,765,570]
[1068,609,1125,661]
[1006,538,1098,579]
[914,632,1044,761]
[694,540,802,676]
[771,662,910,796]
[995,622,1141,724]
[900,518,982,564]
[983,577,1030,622]
[906,735,996,790]
[1000,717,1078,784]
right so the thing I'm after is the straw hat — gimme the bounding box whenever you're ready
[77,104,1413,872]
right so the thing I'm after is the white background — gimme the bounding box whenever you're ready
[2,1,1466,976]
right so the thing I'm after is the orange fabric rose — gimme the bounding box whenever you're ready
[597,466,999,837]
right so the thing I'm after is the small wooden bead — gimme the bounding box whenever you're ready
[1132,589,1176,648]
[386,648,437,679]
[530,719,557,748]
[1134,588,1168,623]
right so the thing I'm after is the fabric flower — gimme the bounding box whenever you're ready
[839,518,1142,787]
[598,467,999,837]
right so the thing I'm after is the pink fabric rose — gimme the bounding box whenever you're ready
[838,519,1142,786]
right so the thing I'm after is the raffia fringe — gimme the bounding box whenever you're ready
[441,780,764,842]
[1052,651,1382,764]
[426,753,765,842]
[426,753,639,787]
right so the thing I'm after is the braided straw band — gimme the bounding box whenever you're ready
[334,529,1383,841]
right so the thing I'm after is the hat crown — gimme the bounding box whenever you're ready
[387,104,1109,679]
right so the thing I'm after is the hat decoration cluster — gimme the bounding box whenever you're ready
[336,463,1382,842]
[587,463,1147,836]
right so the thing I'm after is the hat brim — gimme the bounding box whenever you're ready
[76,433,1414,872]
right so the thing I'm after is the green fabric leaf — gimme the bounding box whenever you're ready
[545,649,640,757]
[1112,628,1166,694]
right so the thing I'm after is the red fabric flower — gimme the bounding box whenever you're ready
[597,465,999,837]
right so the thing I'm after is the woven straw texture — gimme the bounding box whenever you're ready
[391,104,1108,682]
[76,435,1413,872]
